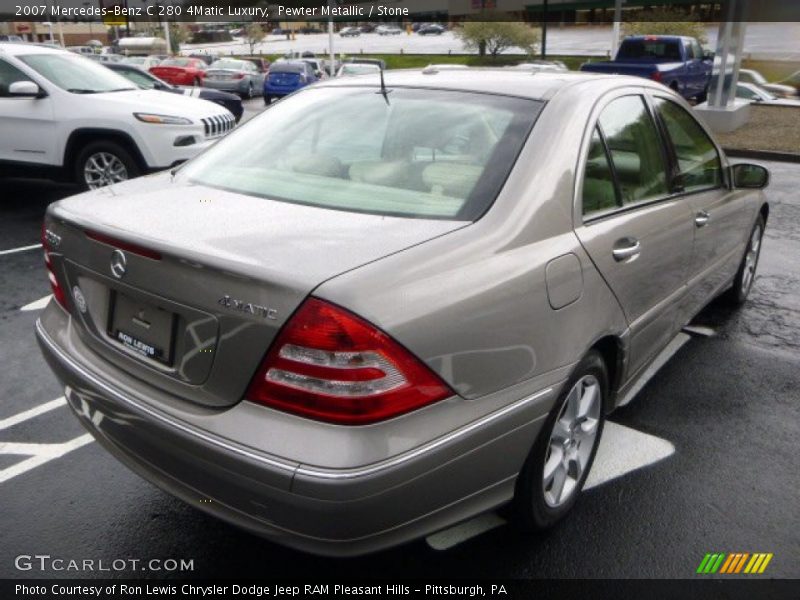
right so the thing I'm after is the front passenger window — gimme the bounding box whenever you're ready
[653,98,722,192]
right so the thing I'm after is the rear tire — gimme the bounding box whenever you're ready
[193,77,202,87]
[74,140,140,191]
[264,95,272,105]
[244,82,253,99]
[723,215,765,306]
[513,350,607,531]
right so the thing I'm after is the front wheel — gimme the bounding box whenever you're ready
[74,141,140,191]
[513,351,606,531]
[724,215,765,306]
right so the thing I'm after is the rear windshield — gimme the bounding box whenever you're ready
[271,63,304,73]
[618,40,682,61]
[179,87,541,220]
[211,60,247,70]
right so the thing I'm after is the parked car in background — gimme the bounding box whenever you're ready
[105,62,244,122]
[581,35,712,101]
[774,69,800,96]
[737,68,797,98]
[337,62,381,77]
[85,53,126,64]
[205,58,266,99]
[36,68,769,557]
[122,55,162,70]
[150,57,207,87]
[511,60,568,72]
[735,82,800,106]
[67,45,98,55]
[238,56,270,74]
[376,25,403,36]
[300,58,328,80]
[418,24,446,35]
[0,43,234,189]
[339,27,361,37]
[0,35,24,42]
[263,60,317,104]
[188,53,215,66]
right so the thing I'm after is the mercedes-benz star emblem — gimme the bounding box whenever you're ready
[110,249,127,279]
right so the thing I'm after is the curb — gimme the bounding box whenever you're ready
[724,148,800,164]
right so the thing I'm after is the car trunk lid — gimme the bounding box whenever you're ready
[46,174,467,408]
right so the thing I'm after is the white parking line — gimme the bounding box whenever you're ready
[20,294,52,312]
[583,421,675,490]
[0,243,42,256]
[0,396,65,431]
[0,396,95,484]
[0,434,94,484]
[425,422,674,551]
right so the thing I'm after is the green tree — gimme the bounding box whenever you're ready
[244,22,265,55]
[154,24,189,54]
[456,21,539,59]
[623,7,709,44]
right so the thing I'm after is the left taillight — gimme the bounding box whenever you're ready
[42,220,67,309]
[245,297,454,425]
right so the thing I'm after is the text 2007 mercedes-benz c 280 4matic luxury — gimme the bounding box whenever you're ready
[36,69,769,556]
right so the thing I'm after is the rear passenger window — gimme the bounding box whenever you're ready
[582,127,620,217]
[598,95,670,205]
[654,98,722,192]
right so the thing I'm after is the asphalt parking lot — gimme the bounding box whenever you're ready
[1,158,798,579]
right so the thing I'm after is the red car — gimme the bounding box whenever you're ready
[149,57,207,86]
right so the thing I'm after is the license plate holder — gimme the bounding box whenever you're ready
[107,291,176,366]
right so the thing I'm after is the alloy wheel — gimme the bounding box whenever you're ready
[83,152,128,189]
[543,374,602,508]
[741,223,763,296]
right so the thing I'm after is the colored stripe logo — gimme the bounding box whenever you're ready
[697,552,773,574]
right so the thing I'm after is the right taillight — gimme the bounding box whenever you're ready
[651,71,663,83]
[245,298,453,425]
[42,220,67,310]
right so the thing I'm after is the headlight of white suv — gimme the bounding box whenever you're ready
[134,113,193,125]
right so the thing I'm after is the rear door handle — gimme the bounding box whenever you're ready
[612,238,641,262]
[695,210,710,227]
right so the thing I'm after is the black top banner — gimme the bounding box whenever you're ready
[0,0,799,23]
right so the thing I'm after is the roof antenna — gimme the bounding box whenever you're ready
[377,64,391,105]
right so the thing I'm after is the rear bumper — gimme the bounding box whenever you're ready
[36,306,555,556]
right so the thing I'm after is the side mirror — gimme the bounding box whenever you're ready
[732,163,769,189]
[9,81,44,97]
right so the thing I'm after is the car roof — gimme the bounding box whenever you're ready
[318,68,641,101]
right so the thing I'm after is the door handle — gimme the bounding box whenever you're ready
[695,210,710,227]
[612,238,641,262]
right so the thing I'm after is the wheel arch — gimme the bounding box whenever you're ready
[64,129,148,175]
[589,335,624,413]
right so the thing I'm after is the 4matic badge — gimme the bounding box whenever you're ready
[218,295,278,320]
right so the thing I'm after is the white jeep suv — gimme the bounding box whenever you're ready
[0,43,235,189]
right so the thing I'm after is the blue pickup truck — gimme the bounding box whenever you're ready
[581,35,713,102]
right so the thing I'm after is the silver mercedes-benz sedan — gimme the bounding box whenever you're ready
[36,69,769,556]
